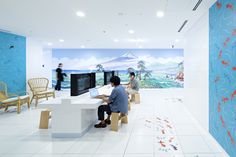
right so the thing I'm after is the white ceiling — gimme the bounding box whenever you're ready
[0,0,216,49]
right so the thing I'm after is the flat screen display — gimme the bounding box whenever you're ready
[77,76,91,91]
[71,73,95,96]
[104,71,115,85]
[96,72,104,87]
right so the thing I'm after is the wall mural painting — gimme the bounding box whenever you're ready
[52,49,184,88]
[209,0,236,156]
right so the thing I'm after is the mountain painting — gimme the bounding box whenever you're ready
[52,49,184,88]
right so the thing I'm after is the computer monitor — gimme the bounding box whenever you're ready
[96,72,104,87]
[104,71,115,85]
[71,73,96,96]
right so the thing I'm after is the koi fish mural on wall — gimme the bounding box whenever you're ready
[209,0,236,156]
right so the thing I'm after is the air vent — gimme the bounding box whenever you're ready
[0,29,11,33]
[193,0,203,11]
[178,20,188,32]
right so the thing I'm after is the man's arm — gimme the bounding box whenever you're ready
[102,97,111,104]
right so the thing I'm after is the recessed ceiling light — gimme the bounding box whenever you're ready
[128,30,135,34]
[59,39,64,42]
[175,39,180,42]
[138,46,143,48]
[76,11,85,17]
[113,39,119,42]
[47,42,52,46]
[80,45,85,48]
[156,11,164,18]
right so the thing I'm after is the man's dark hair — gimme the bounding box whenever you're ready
[130,72,135,77]
[58,63,62,66]
[110,76,120,86]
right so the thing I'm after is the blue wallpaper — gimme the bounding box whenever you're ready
[0,31,26,93]
[209,0,236,156]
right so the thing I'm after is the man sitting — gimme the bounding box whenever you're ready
[94,76,128,128]
[126,72,139,94]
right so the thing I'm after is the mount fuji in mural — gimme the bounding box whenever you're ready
[88,52,139,70]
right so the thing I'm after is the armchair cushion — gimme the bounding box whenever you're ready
[2,95,29,103]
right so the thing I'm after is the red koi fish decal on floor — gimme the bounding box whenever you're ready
[226,3,233,10]
[145,120,151,123]
[164,119,169,123]
[227,130,235,144]
[215,76,220,83]
[221,60,229,66]
[222,97,229,103]
[218,102,221,112]
[232,67,236,71]
[216,2,222,9]
[231,90,236,100]
[224,38,230,46]
[166,124,172,129]
[161,130,165,134]
[218,50,222,58]
[159,141,166,147]
[169,137,174,143]
[220,115,225,128]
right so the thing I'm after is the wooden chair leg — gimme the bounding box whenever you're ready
[35,97,38,107]
[39,110,50,129]
[46,94,48,100]
[30,95,34,104]
[111,112,119,131]
[135,93,140,104]
[53,92,55,98]
[27,97,30,109]
[4,105,8,111]
[17,100,21,114]
[131,94,135,102]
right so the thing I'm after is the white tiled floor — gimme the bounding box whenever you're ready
[0,89,229,157]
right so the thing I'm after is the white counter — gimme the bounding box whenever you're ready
[39,85,113,138]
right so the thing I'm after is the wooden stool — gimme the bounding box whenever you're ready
[131,93,140,104]
[128,99,131,111]
[111,112,128,131]
[39,110,51,129]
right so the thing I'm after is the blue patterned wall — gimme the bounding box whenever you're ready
[0,31,26,93]
[209,0,236,156]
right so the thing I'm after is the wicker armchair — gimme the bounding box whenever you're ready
[28,78,55,107]
[0,81,30,114]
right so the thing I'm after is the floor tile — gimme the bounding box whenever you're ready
[96,139,128,154]
[125,135,154,154]
[66,141,101,154]
[178,136,212,154]
[124,154,154,157]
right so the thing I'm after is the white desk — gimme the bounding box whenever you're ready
[39,85,113,138]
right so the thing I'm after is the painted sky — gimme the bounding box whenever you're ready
[53,49,183,59]
[52,49,184,70]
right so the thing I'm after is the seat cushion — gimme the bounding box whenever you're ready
[2,95,29,103]
[2,97,18,103]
